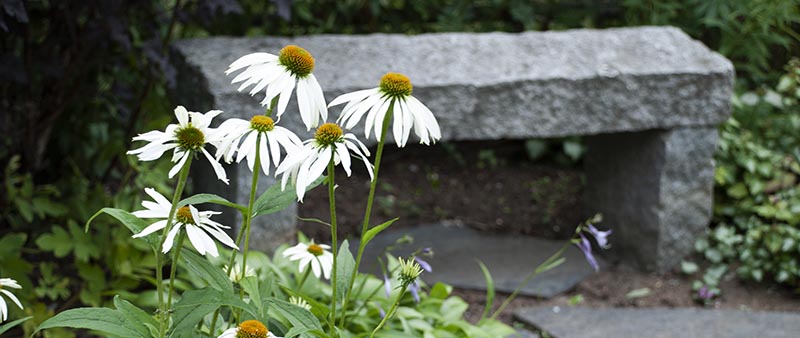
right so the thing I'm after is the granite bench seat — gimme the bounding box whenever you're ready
[173,26,733,272]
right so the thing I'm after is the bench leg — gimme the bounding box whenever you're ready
[584,127,718,272]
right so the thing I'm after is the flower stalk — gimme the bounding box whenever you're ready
[327,156,339,335]
[156,154,193,337]
[340,104,393,327]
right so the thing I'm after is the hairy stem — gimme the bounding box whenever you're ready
[340,103,393,327]
[327,156,339,336]
[369,283,408,338]
[157,155,192,337]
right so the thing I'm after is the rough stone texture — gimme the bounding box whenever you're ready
[352,222,601,298]
[514,306,800,338]
[584,128,718,271]
[172,27,733,263]
[507,329,540,338]
[174,26,733,145]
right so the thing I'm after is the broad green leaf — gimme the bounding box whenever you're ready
[86,208,158,249]
[253,176,325,218]
[362,218,399,246]
[180,248,233,293]
[476,260,494,324]
[113,296,157,334]
[170,288,259,338]
[285,327,331,338]
[335,240,356,302]
[178,193,246,212]
[429,282,452,299]
[35,307,148,337]
[267,297,322,332]
[241,276,267,322]
[440,297,468,323]
[0,316,31,335]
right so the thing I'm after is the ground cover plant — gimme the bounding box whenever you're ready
[5,44,610,337]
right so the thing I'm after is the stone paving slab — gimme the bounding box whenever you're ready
[514,306,800,338]
[353,222,601,298]
[507,329,540,338]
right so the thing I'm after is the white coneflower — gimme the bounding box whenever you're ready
[289,296,312,311]
[217,320,281,338]
[282,241,333,279]
[224,263,256,282]
[329,72,441,147]
[226,45,327,130]
[132,188,238,257]
[0,278,23,322]
[397,257,424,288]
[213,115,302,175]
[127,106,229,184]
[275,123,372,202]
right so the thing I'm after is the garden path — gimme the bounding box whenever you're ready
[514,306,800,338]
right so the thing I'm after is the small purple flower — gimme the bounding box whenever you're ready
[576,234,599,272]
[697,286,716,300]
[409,280,420,303]
[383,273,392,298]
[586,223,612,248]
[421,247,433,255]
[379,307,386,319]
[414,256,432,273]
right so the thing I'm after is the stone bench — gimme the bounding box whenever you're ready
[173,26,733,272]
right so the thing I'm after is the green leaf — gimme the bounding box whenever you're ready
[241,276,267,322]
[170,288,259,338]
[68,221,100,262]
[0,316,31,335]
[534,257,565,274]
[476,260,495,324]
[335,240,356,303]
[429,282,452,299]
[179,193,246,212]
[35,307,149,337]
[180,248,233,293]
[625,287,651,299]
[280,286,330,318]
[86,208,158,249]
[267,297,322,332]
[253,176,325,218]
[113,296,157,334]
[440,297,468,323]
[524,139,548,161]
[562,140,584,161]
[362,218,399,246]
[681,261,699,274]
[35,226,72,257]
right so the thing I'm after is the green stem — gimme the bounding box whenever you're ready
[297,264,312,290]
[157,155,193,337]
[327,157,339,336]
[209,220,247,335]
[166,232,187,308]
[340,103,393,327]
[369,284,408,338]
[488,244,570,321]
[240,133,263,281]
[208,133,264,334]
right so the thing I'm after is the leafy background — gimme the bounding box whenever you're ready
[1,0,799,336]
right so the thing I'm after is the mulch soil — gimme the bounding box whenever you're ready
[296,140,800,328]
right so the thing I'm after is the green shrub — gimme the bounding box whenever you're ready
[693,59,800,293]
